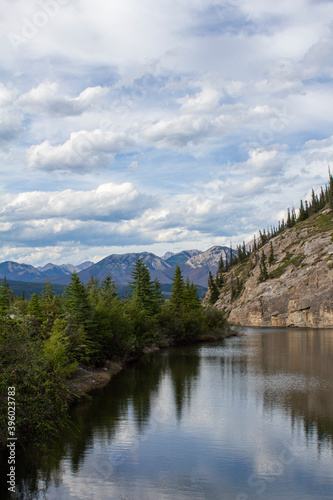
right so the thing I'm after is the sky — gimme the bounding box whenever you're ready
[1,0,333,266]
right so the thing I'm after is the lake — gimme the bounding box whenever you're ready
[2,327,333,499]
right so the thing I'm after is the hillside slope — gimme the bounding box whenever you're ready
[213,208,333,328]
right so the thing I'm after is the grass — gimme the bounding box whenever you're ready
[300,210,333,235]
[269,253,304,279]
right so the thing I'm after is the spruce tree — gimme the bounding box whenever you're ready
[208,271,219,305]
[0,277,11,316]
[329,170,333,208]
[298,200,307,222]
[268,241,275,266]
[151,277,164,314]
[258,251,269,282]
[128,258,155,314]
[63,271,93,330]
[215,255,224,288]
[100,274,118,302]
[170,265,185,312]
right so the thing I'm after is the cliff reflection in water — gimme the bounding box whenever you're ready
[249,328,333,446]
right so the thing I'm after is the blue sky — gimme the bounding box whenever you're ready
[1,0,333,265]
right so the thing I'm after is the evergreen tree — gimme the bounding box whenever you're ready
[215,271,224,289]
[170,265,185,312]
[151,277,164,314]
[218,254,224,273]
[242,241,246,261]
[319,187,326,209]
[258,251,269,282]
[329,170,333,209]
[215,255,224,288]
[231,276,243,301]
[298,199,307,222]
[184,277,201,310]
[268,241,275,266]
[229,243,233,267]
[86,275,100,306]
[0,277,11,316]
[189,281,201,309]
[208,271,219,305]
[63,272,93,330]
[310,189,319,214]
[28,293,40,318]
[100,274,118,302]
[39,279,60,333]
[128,258,157,315]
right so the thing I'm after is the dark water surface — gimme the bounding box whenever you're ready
[3,327,333,499]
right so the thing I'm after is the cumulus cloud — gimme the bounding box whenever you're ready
[178,87,222,114]
[18,81,109,116]
[27,130,137,172]
[0,182,153,222]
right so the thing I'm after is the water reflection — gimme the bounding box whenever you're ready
[250,328,333,446]
[1,329,333,499]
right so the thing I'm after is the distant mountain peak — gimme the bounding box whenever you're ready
[161,251,175,260]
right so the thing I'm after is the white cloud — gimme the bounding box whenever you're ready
[0,182,152,221]
[178,87,222,114]
[18,81,109,116]
[26,130,137,172]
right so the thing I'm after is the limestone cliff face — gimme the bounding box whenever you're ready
[214,208,333,328]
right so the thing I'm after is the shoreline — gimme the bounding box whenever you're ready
[67,330,236,399]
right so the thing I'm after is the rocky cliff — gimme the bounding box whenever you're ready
[213,208,333,328]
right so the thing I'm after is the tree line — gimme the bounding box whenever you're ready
[208,171,333,304]
[0,260,227,448]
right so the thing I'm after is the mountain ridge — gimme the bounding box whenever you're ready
[0,247,234,287]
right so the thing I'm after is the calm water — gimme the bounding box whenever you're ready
[2,327,333,499]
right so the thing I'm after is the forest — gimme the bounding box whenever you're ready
[0,261,227,449]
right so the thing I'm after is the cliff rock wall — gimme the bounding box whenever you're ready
[214,209,333,328]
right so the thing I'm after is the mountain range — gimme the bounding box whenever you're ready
[0,246,233,288]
